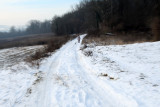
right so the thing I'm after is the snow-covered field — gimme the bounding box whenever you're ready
[0,34,160,107]
[0,46,43,68]
[82,40,160,107]
[0,46,43,106]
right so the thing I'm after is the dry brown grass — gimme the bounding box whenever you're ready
[0,33,55,49]
[83,32,152,46]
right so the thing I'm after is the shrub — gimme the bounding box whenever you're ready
[84,50,93,56]
[30,49,48,61]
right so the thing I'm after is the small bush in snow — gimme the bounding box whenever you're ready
[84,50,93,57]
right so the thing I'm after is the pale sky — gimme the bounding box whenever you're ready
[0,0,80,27]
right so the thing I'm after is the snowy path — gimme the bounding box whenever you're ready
[20,34,138,107]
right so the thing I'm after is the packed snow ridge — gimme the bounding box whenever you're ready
[0,34,160,107]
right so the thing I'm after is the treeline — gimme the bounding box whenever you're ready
[51,0,160,40]
[0,20,52,38]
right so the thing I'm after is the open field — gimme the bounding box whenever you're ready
[0,45,44,69]
[0,33,55,49]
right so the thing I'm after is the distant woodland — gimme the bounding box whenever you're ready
[0,0,160,41]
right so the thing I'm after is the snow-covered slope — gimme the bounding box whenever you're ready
[0,34,159,107]
[82,41,160,107]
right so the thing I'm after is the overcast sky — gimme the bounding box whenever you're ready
[0,0,80,27]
